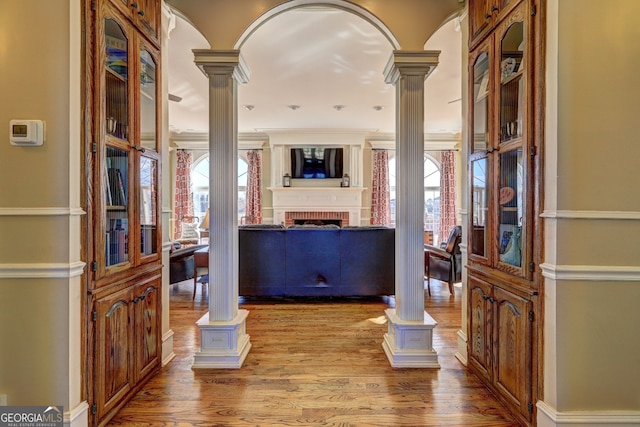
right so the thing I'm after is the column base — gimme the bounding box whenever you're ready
[192,309,251,369]
[382,308,440,368]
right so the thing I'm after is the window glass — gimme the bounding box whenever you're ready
[191,154,248,223]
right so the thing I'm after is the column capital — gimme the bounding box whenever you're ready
[383,50,440,85]
[193,49,251,84]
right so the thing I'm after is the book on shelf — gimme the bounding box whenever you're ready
[107,168,127,206]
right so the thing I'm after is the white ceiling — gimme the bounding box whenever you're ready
[167,7,462,136]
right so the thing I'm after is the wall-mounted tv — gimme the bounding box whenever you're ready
[290,147,343,179]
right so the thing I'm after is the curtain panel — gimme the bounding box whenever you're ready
[370,149,391,226]
[438,151,456,245]
[245,150,262,224]
[174,150,194,239]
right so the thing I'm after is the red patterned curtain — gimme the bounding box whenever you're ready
[370,150,391,226]
[438,151,457,245]
[174,150,193,239]
[245,150,262,224]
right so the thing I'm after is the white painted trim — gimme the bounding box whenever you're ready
[233,0,401,51]
[537,401,640,427]
[541,210,640,220]
[66,401,88,427]
[455,329,468,366]
[162,329,176,367]
[540,263,640,281]
[0,262,86,278]
[0,207,85,216]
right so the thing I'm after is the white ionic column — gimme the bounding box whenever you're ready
[382,51,441,368]
[192,50,252,368]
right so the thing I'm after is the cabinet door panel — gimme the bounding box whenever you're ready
[468,276,492,381]
[94,289,133,419]
[493,286,532,419]
[134,280,160,380]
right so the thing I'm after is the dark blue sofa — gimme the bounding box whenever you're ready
[238,225,395,297]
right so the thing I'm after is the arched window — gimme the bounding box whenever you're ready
[191,154,248,223]
[388,153,441,242]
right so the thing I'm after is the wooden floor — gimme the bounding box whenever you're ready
[107,280,520,426]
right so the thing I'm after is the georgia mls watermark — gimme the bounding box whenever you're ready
[0,406,63,427]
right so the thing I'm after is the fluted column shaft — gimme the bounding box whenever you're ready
[194,50,250,321]
[384,51,439,320]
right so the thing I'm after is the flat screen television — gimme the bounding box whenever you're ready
[290,147,343,179]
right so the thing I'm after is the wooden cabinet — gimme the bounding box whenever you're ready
[108,0,160,44]
[84,0,162,425]
[466,0,543,425]
[469,0,522,49]
[93,276,161,424]
[468,275,533,422]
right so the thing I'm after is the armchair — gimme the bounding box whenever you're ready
[424,225,462,296]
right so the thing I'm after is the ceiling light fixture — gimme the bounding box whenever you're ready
[333,105,345,111]
[287,105,300,110]
[373,105,384,111]
[243,105,255,111]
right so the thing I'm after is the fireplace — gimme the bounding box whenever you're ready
[285,211,349,227]
[269,187,365,226]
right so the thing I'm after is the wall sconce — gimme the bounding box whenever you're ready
[341,173,350,188]
[282,173,291,187]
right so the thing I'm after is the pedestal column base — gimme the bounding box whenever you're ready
[382,308,440,368]
[193,309,251,369]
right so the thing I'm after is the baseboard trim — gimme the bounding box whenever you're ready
[162,329,176,367]
[66,401,88,427]
[455,329,468,366]
[537,401,640,427]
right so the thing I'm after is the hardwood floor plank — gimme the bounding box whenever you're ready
[107,281,521,426]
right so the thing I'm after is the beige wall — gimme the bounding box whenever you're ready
[545,0,640,413]
[167,0,461,50]
[0,0,82,413]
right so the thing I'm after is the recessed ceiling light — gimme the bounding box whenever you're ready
[243,105,255,111]
[373,105,384,111]
[287,105,300,110]
[333,105,345,111]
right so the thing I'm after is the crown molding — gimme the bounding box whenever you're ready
[170,129,461,151]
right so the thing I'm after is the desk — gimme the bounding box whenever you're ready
[193,246,208,298]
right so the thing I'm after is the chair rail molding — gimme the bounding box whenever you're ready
[0,207,86,216]
[541,209,640,220]
[540,263,640,282]
[0,261,86,278]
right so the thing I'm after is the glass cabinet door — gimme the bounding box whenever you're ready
[139,48,157,152]
[105,18,129,142]
[498,20,524,145]
[105,146,130,267]
[471,158,488,259]
[472,50,490,154]
[103,15,132,271]
[497,148,523,268]
[496,5,529,275]
[139,156,157,257]
[469,39,493,261]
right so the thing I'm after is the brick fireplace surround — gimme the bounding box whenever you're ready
[284,211,349,227]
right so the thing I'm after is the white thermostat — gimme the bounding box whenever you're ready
[10,120,44,146]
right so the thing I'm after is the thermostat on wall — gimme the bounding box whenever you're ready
[10,120,44,146]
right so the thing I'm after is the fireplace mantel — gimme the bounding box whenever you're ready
[268,187,366,226]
